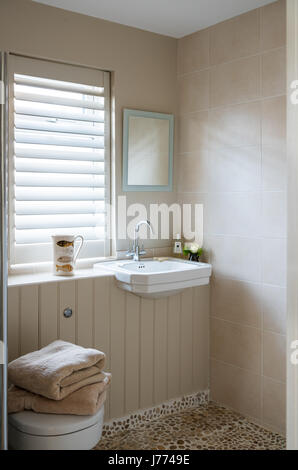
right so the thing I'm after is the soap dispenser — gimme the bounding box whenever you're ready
[173,234,183,256]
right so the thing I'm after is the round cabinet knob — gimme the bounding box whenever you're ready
[63,307,73,318]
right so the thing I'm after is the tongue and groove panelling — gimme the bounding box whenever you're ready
[8,277,209,421]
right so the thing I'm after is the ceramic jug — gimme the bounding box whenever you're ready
[51,234,84,276]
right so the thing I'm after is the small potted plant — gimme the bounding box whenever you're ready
[183,243,203,262]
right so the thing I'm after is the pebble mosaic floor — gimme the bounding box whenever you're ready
[95,402,286,451]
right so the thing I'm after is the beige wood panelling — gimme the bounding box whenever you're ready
[77,279,93,348]
[180,289,194,395]
[59,281,76,344]
[93,276,111,420]
[167,294,181,399]
[8,277,209,421]
[140,297,154,409]
[40,282,58,348]
[125,293,140,413]
[154,298,168,404]
[110,280,126,419]
[20,285,38,355]
[7,286,19,362]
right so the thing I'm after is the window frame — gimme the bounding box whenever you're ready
[7,54,111,268]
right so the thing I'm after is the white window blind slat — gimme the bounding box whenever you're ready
[15,213,105,230]
[15,83,104,105]
[10,66,110,261]
[15,144,104,162]
[15,172,105,188]
[15,74,105,97]
[15,200,105,215]
[15,186,105,201]
[15,226,105,245]
[15,158,104,175]
[15,100,104,122]
[15,130,104,148]
[15,115,105,136]
[15,91,104,111]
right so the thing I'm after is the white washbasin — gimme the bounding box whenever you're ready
[94,258,212,298]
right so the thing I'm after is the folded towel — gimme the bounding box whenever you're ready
[8,340,106,401]
[8,372,111,416]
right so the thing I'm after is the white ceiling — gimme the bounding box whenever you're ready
[32,0,275,38]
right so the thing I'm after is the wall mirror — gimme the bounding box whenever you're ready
[123,109,174,192]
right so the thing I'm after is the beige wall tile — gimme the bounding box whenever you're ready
[207,192,261,237]
[262,285,286,335]
[261,0,286,51]
[209,235,262,283]
[208,146,261,192]
[261,48,286,97]
[211,318,262,373]
[177,0,287,433]
[210,359,262,419]
[208,101,261,150]
[178,111,209,153]
[178,151,210,193]
[177,28,210,75]
[263,331,286,382]
[210,55,260,108]
[210,9,260,65]
[261,238,286,287]
[263,376,286,434]
[261,191,286,238]
[262,145,286,191]
[153,246,172,258]
[179,70,209,114]
[211,277,262,328]
[177,192,211,236]
[262,96,286,149]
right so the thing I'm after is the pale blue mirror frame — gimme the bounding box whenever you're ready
[122,109,174,192]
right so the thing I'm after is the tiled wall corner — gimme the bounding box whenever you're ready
[177,0,286,434]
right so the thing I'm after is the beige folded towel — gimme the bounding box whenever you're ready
[8,373,111,416]
[8,340,106,401]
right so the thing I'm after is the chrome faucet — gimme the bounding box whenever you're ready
[126,220,154,262]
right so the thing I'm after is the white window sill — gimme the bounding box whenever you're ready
[8,258,115,287]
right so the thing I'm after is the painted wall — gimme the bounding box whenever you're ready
[0,0,178,254]
[8,278,210,421]
[177,0,287,434]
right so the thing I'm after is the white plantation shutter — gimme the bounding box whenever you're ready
[8,56,111,265]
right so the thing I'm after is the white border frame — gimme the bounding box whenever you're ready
[122,108,174,192]
[0,51,8,451]
[287,0,298,450]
